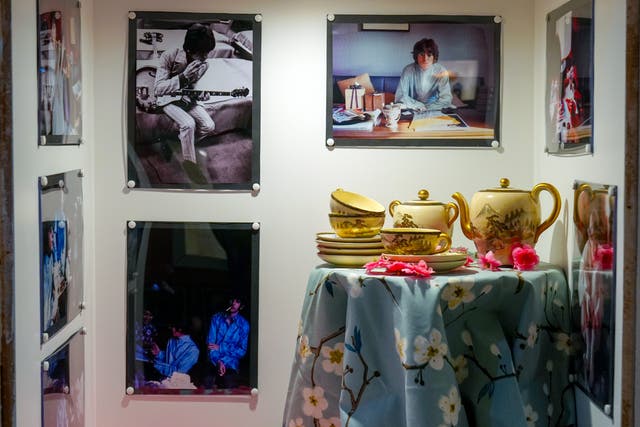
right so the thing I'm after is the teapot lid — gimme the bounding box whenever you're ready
[480,178,528,193]
[402,189,446,206]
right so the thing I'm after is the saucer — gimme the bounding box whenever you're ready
[317,247,383,256]
[317,252,379,267]
[426,259,467,273]
[316,232,381,244]
[381,252,467,263]
[316,240,384,250]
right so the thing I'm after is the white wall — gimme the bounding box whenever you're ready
[533,0,625,426]
[11,0,627,426]
[12,0,95,426]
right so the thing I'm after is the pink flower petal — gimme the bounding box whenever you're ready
[479,251,502,271]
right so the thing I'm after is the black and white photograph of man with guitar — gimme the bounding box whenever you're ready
[128,12,259,189]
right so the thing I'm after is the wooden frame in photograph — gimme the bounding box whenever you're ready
[37,0,82,145]
[545,0,594,155]
[571,180,616,415]
[126,221,259,395]
[327,14,501,147]
[39,170,84,343]
[127,11,261,190]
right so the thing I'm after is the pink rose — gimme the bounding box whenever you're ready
[479,251,502,271]
[512,244,539,271]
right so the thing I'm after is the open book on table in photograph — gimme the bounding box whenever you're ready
[332,107,381,132]
[408,111,468,131]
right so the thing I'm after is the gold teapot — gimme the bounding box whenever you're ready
[452,178,561,264]
[573,183,613,253]
[388,189,459,236]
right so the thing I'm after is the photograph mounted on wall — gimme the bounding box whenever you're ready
[127,11,261,190]
[571,180,616,414]
[39,170,84,342]
[545,0,593,155]
[327,14,501,147]
[126,221,259,395]
[37,0,82,145]
[41,328,85,427]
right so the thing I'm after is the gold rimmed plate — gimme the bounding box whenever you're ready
[317,247,384,256]
[426,259,467,273]
[317,252,379,267]
[381,252,467,263]
[316,240,384,250]
[316,232,381,244]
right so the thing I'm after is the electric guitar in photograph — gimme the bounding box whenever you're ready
[135,66,249,113]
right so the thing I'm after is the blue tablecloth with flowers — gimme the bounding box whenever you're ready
[282,264,576,427]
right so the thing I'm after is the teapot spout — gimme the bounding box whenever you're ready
[451,192,473,240]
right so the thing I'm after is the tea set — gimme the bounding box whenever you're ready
[318,179,562,270]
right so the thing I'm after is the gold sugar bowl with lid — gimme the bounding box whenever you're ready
[388,189,459,236]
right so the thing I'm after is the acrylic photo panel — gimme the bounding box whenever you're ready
[126,221,259,395]
[37,0,82,145]
[126,11,261,189]
[41,328,85,427]
[39,170,84,342]
[570,180,616,414]
[327,15,501,147]
[545,0,593,155]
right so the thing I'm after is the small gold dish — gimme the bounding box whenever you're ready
[330,188,385,215]
[380,227,452,255]
[329,213,384,238]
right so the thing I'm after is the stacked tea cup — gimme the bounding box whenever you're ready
[316,189,386,266]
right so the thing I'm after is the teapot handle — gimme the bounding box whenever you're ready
[573,183,592,236]
[433,233,452,255]
[445,202,459,228]
[532,183,562,243]
[388,200,401,216]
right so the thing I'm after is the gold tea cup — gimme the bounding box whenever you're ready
[329,213,384,238]
[380,228,451,255]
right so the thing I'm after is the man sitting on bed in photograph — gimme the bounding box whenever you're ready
[395,38,454,112]
[151,320,199,380]
[206,296,249,389]
[153,23,217,184]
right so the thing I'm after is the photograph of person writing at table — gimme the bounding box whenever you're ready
[395,38,454,112]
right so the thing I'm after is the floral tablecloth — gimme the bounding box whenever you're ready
[282,264,576,427]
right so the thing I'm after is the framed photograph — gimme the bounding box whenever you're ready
[571,180,616,414]
[126,221,259,395]
[127,11,261,189]
[41,328,85,427]
[39,170,84,342]
[545,0,593,155]
[37,0,82,145]
[327,15,501,147]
